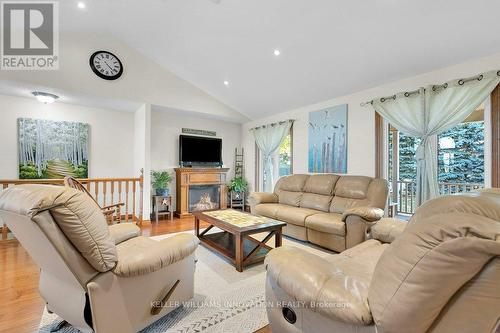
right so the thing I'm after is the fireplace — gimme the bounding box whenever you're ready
[189,185,220,212]
[175,167,229,217]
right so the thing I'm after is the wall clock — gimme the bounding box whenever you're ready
[89,51,123,80]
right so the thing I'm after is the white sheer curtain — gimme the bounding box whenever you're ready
[251,120,293,192]
[371,70,500,206]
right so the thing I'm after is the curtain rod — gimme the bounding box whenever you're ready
[360,70,500,107]
[249,119,294,131]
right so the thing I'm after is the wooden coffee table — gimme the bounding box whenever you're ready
[193,209,286,272]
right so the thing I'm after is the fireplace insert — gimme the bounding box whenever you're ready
[188,185,220,212]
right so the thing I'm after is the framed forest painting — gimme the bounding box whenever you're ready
[18,118,89,179]
[308,104,348,173]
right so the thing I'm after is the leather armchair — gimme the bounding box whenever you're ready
[264,191,500,333]
[0,184,199,333]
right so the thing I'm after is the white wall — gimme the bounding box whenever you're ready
[0,93,135,179]
[134,104,152,219]
[243,52,500,191]
[151,108,242,208]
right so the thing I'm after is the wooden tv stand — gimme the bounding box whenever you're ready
[174,167,229,218]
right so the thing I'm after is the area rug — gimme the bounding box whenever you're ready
[38,229,332,333]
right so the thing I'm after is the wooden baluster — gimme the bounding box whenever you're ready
[94,181,99,205]
[110,181,115,222]
[118,181,122,208]
[132,180,137,223]
[110,181,115,205]
[85,180,91,192]
[103,181,107,207]
[118,181,123,222]
[1,183,7,240]
[125,181,129,222]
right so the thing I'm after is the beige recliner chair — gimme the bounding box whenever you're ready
[264,190,500,333]
[0,185,199,333]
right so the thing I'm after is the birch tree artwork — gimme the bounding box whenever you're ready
[18,118,89,179]
[308,104,348,173]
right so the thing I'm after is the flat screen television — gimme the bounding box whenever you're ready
[179,135,222,167]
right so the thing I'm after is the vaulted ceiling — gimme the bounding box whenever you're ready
[60,0,500,120]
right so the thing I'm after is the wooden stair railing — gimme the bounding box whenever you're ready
[0,176,144,240]
[64,176,125,225]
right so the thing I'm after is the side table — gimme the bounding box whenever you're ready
[152,195,173,223]
[388,201,399,218]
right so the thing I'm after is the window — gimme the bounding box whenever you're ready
[255,128,293,191]
[437,109,485,192]
[384,106,485,215]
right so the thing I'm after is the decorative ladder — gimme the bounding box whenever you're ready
[234,148,244,178]
[230,148,246,210]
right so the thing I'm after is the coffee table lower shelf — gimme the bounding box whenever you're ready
[199,231,272,268]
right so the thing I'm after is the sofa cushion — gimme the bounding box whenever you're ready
[254,203,285,219]
[326,239,389,271]
[265,245,378,324]
[109,223,141,245]
[276,206,319,226]
[300,193,332,212]
[278,191,302,207]
[48,189,118,272]
[371,218,407,243]
[277,174,309,192]
[303,174,339,195]
[114,233,199,277]
[305,212,345,236]
[330,196,370,214]
[334,176,372,199]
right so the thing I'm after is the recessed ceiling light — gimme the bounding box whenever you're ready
[77,2,86,9]
[223,80,229,86]
[32,91,59,104]
[273,49,281,56]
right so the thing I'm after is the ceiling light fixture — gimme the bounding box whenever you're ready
[223,80,229,86]
[273,49,281,56]
[77,2,86,9]
[32,91,59,104]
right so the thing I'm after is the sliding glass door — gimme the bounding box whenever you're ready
[387,106,485,215]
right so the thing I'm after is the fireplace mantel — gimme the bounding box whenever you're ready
[174,167,229,217]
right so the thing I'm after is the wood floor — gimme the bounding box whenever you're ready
[0,217,270,333]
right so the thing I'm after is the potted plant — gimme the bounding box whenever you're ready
[151,170,172,196]
[228,177,248,193]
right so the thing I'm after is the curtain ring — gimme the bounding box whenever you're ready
[458,79,465,86]
[432,85,437,92]
[380,97,386,102]
[497,70,500,76]
[444,83,448,89]
[477,75,483,81]
[392,95,396,100]
[404,92,410,97]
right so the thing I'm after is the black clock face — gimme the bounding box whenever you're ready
[89,51,123,80]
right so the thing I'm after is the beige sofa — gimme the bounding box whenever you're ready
[264,190,500,333]
[0,185,199,333]
[248,174,388,252]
